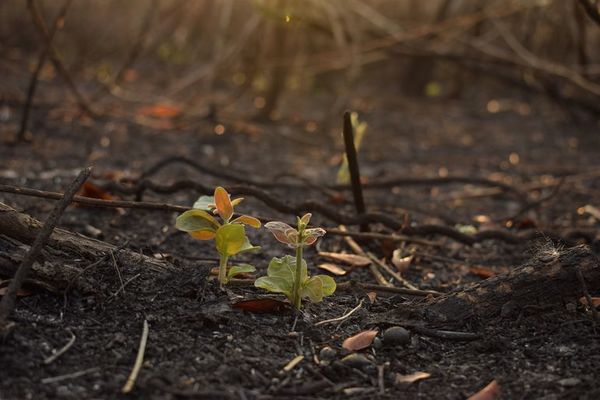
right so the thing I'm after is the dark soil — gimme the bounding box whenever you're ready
[1,81,600,399]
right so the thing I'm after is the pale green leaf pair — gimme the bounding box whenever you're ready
[227,264,256,279]
[254,255,336,304]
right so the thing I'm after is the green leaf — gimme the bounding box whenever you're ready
[315,275,336,296]
[254,276,293,299]
[301,276,324,303]
[176,209,219,232]
[193,195,214,211]
[227,264,256,279]
[215,224,259,257]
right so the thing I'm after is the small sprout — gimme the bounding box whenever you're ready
[256,213,335,309]
[176,186,260,286]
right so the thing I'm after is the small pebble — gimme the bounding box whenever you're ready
[319,346,336,361]
[372,337,382,349]
[341,353,372,368]
[382,326,410,345]
[557,377,580,387]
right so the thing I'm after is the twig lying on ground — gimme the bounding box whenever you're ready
[44,329,76,364]
[315,299,364,326]
[336,281,441,297]
[122,319,149,394]
[0,167,91,331]
[0,183,594,246]
[136,156,524,197]
[339,225,392,287]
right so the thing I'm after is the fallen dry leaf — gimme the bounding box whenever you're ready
[137,104,181,119]
[318,252,370,267]
[391,250,413,272]
[395,371,431,385]
[78,182,114,201]
[579,296,600,307]
[469,266,496,279]
[318,263,347,276]
[0,286,32,297]
[366,292,377,303]
[342,329,378,351]
[467,380,501,400]
[231,298,289,314]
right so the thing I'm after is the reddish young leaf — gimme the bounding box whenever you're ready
[232,298,289,314]
[342,329,378,351]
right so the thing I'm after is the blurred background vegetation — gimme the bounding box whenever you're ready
[1,0,599,127]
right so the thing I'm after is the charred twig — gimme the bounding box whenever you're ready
[342,111,368,231]
[0,183,593,246]
[0,167,91,331]
[27,0,96,116]
[136,156,524,198]
[336,281,441,297]
[18,0,72,142]
[501,178,565,222]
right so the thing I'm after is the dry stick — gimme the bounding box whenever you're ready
[0,183,592,246]
[315,299,364,326]
[337,281,441,297]
[28,0,96,116]
[136,155,523,197]
[18,0,72,142]
[44,329,76,365]
[339,225,392,287]
[366,251,418,290]
[41,367,99,384]
[342,111,367,231]
[0,167,91,331]
[122,319,149,394]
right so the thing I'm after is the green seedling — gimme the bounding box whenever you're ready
[176,186,261,286]
[255,213,335,309]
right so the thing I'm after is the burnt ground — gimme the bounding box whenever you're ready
[1,80,600,399]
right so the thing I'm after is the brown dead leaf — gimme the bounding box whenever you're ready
[318,252,370,267]
[342,329,378,351]
[0,286,32,297]
[78,182,114,201]
[395,371,431,385]
[137,104,181,119]
[467,380,501,400]
[366,292,377,303]
[232,298,289,314]
[579,296,600,307]
[318,263,347,276]
[392,250,413,272]
[469,266,496,279]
